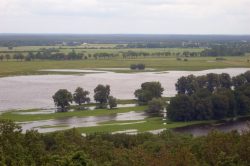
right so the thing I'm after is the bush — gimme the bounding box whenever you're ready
[148,98,165,115]
[108,96,117,109]
[130,64,146,70]
[130,64,137,70]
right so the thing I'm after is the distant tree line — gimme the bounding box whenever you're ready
[201,44,250,56]
[168,71,250,121]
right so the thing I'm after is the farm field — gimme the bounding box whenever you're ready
[0,56,250,77]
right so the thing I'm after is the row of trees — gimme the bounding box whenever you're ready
[1,119,250,165]
[168,72,250,121]
[201,45,247,57]
[175,71,250,95]
[0,51,85,61]
[52,85,117,112]
[0,50,204,62]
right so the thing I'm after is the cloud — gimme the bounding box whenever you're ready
[0,0,249,34]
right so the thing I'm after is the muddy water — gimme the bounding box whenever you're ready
[20,111,148,133]
[173,117,250,137]
[0,68,249,112]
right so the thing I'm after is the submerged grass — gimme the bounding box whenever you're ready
[76,117,214,134]
[0,106,147,122]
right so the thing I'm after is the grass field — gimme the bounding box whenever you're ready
[0,56,250,77]
[76,117,214,134]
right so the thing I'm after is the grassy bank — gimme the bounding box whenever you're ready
[76,118,215,134]
[0,106,147,122]
[0,56,249,77]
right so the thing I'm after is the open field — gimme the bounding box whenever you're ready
[0,56,250,77]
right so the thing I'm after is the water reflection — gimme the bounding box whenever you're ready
[20,111,148,133]
[173,117,250,136]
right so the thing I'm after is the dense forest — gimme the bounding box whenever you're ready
[0,119,250,166]
[168,71,250,121]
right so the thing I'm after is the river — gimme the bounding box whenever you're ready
[0,68,249,112]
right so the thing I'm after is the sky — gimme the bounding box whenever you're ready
[0,0,250,34]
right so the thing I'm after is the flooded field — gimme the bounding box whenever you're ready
[0,68,249,112]
[20,111,148,133]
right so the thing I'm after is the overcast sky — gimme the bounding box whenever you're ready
[0,0,250,34]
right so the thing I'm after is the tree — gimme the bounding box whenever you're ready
[73,87,90,105]
[167,95,194,121]
[243,71,250,83]
[0,55,3,61]
[130,64,137,70]
[175,75,197,95]
[232,75,247,88]
[137,63,145,70]
[211,94,229,119]
[206,73,220,92]
[94,84,110,108]
[53,89,73,112]
[148,98,165,115]
[108,96,117,109]
[134,82,164,105]
[5,54,11,61]
[219,73,232,89]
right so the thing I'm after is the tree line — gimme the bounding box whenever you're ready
[1,119,250,165]
[167,71,250,121]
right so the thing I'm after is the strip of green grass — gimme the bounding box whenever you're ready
[0,106,146,122]
[0,56,249,77]
[76,117,215,134]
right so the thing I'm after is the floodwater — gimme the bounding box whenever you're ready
[20,111,148,133]
[0,68,249,112]
[173,117,250,137]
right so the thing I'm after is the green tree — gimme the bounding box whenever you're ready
[0,55,3,61]
[211,94,229,119]
[232,75,247,88]
[53,89,73,112]
[73,87,90,105]
[108,96,117,109]
[5,54,11,61]
[148,98,165,115]
[206,73,220,92]
[94,84,110,108]
[219,73,232,89]
[167,95,194,121]
[134,82,164,105]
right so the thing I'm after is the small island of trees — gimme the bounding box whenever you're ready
[53,84,117,112]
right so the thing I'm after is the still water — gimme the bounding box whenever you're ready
[0,68,249,112]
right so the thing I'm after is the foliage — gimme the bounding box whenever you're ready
[94,84,110,108]
[134,82,164,105]
[1,120,250,165]
[53,89,73,112]
[148,98,165,115]
[73,87,90,105]
[108,96,117,109]
[130,63,146,70]
[167,74,250,121]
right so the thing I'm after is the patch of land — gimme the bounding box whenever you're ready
[0,56,249,77]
